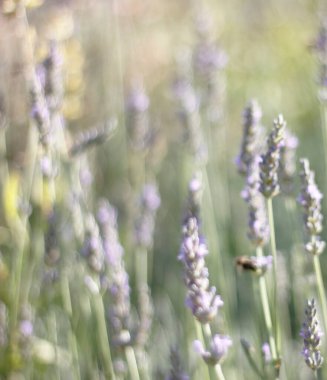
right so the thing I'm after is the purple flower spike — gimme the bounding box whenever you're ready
[135,183,161,250]
[179,217,223,324]
[236,100,264,176]
[298,159,326,255]
[259,114,286,198]
[300,299,324,370]
[242,156,270,247]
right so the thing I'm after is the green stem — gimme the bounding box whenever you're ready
[91,292,116,380]
[256,247,278,362]
[195,321,211,380]
[267,198,281,360]
[214,364,226,380]
[313,255,327,335]
[125,346,141,380]
[60,271,81,380]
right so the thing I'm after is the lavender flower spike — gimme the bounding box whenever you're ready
[259,114,286,198]
[241,155,269,247]
[135,183,161,250]
[81,214,104,273]
[300,299,324,371]
[236,99,264,175]
[194,334,232,366]
[178,217,223,323]
[298,158,326,255]
[97,199,132,347]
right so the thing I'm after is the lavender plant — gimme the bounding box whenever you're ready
[179,176,231,380]
[258,114,286,366]
[298,159,327,337]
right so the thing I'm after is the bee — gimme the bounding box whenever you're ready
[235,256,258,272]
[235,255,272,276]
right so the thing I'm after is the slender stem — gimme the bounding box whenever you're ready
[313,255,327,335]
[125,346,141,380]
[195,321,211,380]
[60,271,81,380]
[214,364,226,380]
[256,247,278,362]
[266,198,281,359]
[48,312,61,380]
[92,292,116,380]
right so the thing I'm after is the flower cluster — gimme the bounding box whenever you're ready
[178,217,223,324]
[194,334,232,365]
[259,114,286,198]
[298,158,325,255]
[300,299,324,371]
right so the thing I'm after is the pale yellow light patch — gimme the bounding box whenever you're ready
[3,171,21,225]
[63,95,83,120]
[2,0,43,14]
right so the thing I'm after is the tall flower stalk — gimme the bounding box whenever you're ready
[97,199,140,380]
[258,114,286,365]
[241,156,278,371]
[298,159,327,336]
[236,101,279,376]
[179,178,231,380]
